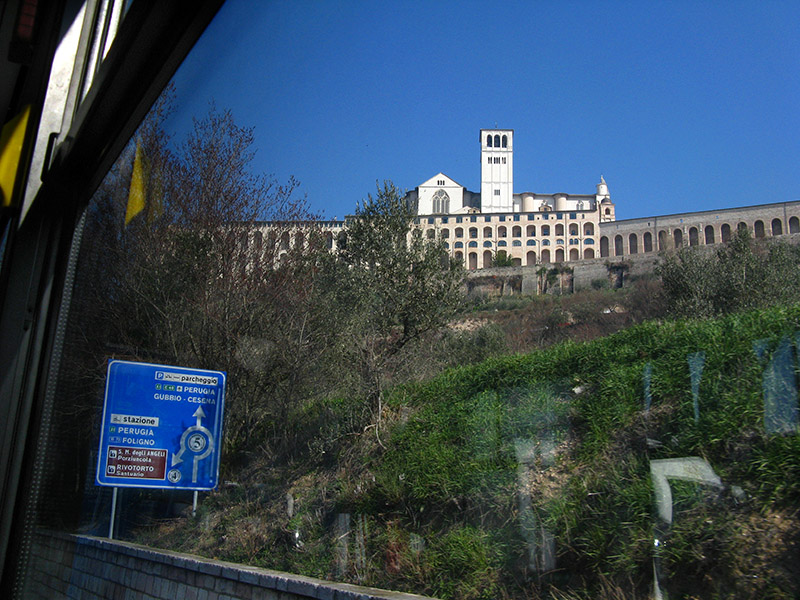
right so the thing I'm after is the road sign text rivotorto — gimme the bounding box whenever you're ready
[96,360,226,490]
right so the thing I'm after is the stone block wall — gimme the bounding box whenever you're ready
[25,531,435,600]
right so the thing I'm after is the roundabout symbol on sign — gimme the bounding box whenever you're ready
[171,407,214,483]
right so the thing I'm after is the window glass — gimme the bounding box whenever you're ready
[11,3,800,600]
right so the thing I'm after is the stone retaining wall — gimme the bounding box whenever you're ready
[25,531,435,600]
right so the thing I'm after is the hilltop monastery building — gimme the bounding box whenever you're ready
[276,129,800,270]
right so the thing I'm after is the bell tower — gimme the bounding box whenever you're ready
[480,128,513,213]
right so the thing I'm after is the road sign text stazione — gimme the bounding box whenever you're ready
[96,360,226,491]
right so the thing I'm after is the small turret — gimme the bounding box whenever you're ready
[597,175,609,197]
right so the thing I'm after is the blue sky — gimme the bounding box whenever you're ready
[167,0,800,221]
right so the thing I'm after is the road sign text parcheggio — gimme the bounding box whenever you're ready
[96,360,226,491]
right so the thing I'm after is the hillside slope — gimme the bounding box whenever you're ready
[137,304,800,599]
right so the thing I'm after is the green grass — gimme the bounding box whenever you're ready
[134,303,800,599]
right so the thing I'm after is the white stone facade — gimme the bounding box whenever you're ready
[404,128,613,269]
[256,128,800,272]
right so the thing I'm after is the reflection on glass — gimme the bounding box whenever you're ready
[688,351,705,423]
[754,335,799,434]
[643,361,653,413]
[650,457,723,599]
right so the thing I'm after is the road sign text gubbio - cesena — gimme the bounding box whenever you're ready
[96,360,226,490]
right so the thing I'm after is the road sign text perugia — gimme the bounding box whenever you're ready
[96,360,226,490]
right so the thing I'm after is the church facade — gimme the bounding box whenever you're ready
[260,128,800,271]
[403,128,617,269]
[401,128,800,270]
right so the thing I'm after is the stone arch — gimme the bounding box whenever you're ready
[673,228,683,248]
[555,248,565,262]
[643,231,653,252]
[569,248,579,260]
[455,250,463,263]
[526,250,536,265]
[483,249,493,268]
[325,231,334,249]
[469,227,478,238]
[614,235,623,256]
[555,223,565,236]
[584,223,594,236]
[455,227,463,238]
[688,227,699,246]
[721,223,731,242]
[790,216,800,234]
[658,230,668,251]
[772,218,783,236]
[584,248,595,259]
[526,224,536,236]
[426,228,435,239]
[754,220,765,238]
[487,134,493,147]
[629,233,638,254]
[600,236,609,257]
[494,134,501,147]
[542,225,550,236]
[498,226,507,238]
[737,221,748,233]
[704,225,715,245]
[441,228,449,239]
[512,225,521,237]
[541,249,551,263]
[483,226,492,238]
[468,252,478,270]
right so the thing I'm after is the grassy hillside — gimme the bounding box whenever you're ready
[136,303,800,599]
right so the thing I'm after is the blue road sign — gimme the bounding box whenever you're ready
[96,360,226,490]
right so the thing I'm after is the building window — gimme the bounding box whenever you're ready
[502,135,507,147]
[487,134,493,147]
[487,157,491,164]
[432,189,450,214]
[502,157,506,164]
[494,134,500,146]
[494,189,500,196]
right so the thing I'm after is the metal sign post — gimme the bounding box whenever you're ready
[95,360,226,536]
